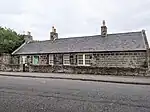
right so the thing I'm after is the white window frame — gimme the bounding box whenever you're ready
[49,54,54,65]
[20,56,22,64]
[77,54,92,66]
[20,56,27,64]
[77,54,84,66]
[63,54,70,65]
[85,54,92,66]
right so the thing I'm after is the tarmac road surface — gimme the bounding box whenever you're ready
[0,75,150,112]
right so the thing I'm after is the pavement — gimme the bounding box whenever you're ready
[0,72,150,85]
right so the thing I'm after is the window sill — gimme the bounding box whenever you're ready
[63,64,71,66]
[77,64,91,66]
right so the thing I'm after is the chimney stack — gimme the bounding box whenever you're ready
[27,31,31,36]
[101,20,107,37]
[50,26,58,41]
[23,31,33,43]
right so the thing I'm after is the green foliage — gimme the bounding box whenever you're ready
[0,27,25,54]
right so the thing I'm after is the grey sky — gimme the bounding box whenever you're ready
[0,0,150,42]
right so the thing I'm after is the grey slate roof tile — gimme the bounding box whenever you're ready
[14,31,147,55]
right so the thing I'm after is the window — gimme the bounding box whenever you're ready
[115,53,119,55]
[79,60,83,64]
[33,56,39,65]
[85,54,92,65]
[77,54,92,66]
[54,54,63,65]
[78,54,83,65]
[134,53,137,55]
[20,56,27,64]
[70,54,74,65]
[120,53,124,55]
[49,54,54,65]
[63,54,70,65]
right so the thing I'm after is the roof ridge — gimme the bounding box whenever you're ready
[63,31,142,39]
[108,31,142,35]
[30,30,142,42]
[30,40,50,43]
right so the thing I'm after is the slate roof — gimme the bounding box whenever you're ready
[13,31,147,55]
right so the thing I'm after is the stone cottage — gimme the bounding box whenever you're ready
[11,21,149,76]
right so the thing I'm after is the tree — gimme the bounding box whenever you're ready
[0,27,25,54]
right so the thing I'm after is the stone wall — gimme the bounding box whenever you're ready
[11,56,20,64]
[29,65,148,76]
[24,51,147,68]
[0,51,149,76]
[0,53,20,65]
[92,52,147,68]
[0,64,22,72]
[18,51,148,76]
[39,55,48,65]
[0,53,11,64]
[0,54,22,72]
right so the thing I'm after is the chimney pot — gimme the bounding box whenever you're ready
[102,20,106,26]
[52,26,55,32]
[23,31,33,42]
[54,28,56,33]
[27,31,31,36]
[50,26,58,40]
[101,20,107,37]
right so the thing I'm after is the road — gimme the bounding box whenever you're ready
[0,75,150,112]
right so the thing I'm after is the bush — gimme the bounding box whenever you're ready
[0,27,25,54]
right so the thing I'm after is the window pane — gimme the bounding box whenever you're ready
[78,55,83,59]
[85,60,91,65]
[85,54,92,59]
[70,55,74,64]
[63,54,70,59]
[54,54,63,65]
[70,55,73,58]
[49,54,54,65]
[85,55,90,59]
[49,60,54,65]
[33,56,39,65]
[49,54,53,60]
[64,60,70,65]
[78,60,83,64]
[63,54,70,65]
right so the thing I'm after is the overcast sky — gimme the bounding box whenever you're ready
[0,0,150,42]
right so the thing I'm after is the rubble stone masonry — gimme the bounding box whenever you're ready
[0,51,149,76]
